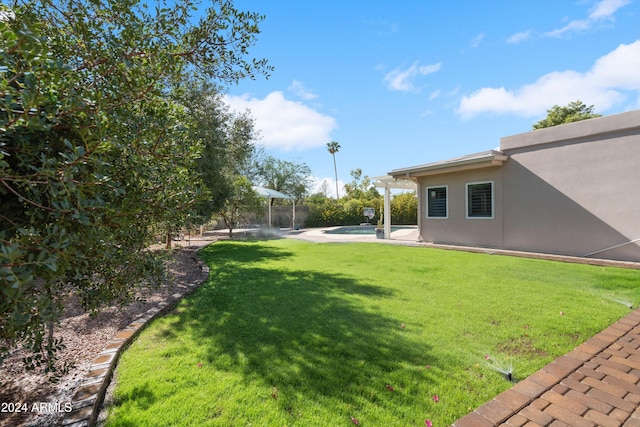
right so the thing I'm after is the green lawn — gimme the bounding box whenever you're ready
[105,239,640,426]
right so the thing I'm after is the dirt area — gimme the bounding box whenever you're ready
[0,237,217,427]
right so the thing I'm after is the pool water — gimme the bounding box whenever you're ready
[324,225,416,235]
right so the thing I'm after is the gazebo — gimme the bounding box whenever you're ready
[373,175,417,239]
[253,186,296,228]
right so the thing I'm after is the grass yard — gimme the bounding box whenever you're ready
[105,239,640,426]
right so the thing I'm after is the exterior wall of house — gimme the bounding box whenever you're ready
[500,112,640,261]
[413,109,640,262]
[417,167,505,249]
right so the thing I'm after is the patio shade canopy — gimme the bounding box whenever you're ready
[372,175,418,190]
[253,186,294,228]
[372,176,417,240]
[253,186,292,199]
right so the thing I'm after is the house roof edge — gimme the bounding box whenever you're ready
[388,150,507,179]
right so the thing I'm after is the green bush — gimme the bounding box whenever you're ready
[390,191,418,224]
[304,192,417,227]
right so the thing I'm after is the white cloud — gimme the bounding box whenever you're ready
[507,30,532,44]
[366,19,398,37]
[224,91,338,150]
[471,33,485,48]
[457,40,640,118]
[589,0,631,19]
[383,61,442,92]
[546,19,590,38]
[374,63,387,72]
[310,176,346,198]
[288,80,318,101]
[546,0,630,37]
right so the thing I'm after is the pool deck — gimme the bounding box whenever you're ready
[287,227,640,426]
[286,225,423,244]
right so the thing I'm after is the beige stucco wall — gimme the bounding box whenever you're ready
[418,167,505,249]
[500,113,640,261]
[413,110,640,262]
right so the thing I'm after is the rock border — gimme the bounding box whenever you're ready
[61,249,210,427]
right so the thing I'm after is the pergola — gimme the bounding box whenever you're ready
[373,175,417,239]
[253,186,295,228]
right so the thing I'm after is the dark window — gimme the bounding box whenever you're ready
[427,186,447,218]
[467,182,493,218]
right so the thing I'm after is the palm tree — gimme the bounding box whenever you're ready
[326,141,341,199]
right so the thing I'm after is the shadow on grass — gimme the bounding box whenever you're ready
[114,383,157,410]
[177,241,438,419]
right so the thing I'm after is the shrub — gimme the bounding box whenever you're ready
[304,192,416,227]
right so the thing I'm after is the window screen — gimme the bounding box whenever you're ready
[427,186,447,218]
[467,182,493,218]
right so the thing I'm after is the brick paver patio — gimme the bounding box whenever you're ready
[453,307,640,426]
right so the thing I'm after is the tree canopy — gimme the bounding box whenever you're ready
[0,0,270,373]
[255,155,313,203]
[181,81,259,220]
[532,100,601,129]
[343,168,380,200]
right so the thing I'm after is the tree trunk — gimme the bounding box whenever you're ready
[332,153,339,199]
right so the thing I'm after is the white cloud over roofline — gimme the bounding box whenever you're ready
[457,40,640,118]
[224,91,338,151]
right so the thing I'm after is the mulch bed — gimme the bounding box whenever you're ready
[0,238,216,427]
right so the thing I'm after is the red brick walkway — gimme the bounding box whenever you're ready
[453,308,640,426]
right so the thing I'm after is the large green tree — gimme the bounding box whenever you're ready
[181,81,259,221]
[0,0,270,373]
[256,155,313,203]
[218,176,263,236]
[532,100,601,129]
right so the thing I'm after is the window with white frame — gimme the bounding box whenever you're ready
[427,186,448,218]
[466,181,493,218]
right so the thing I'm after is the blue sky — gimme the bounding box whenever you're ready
[222,0,640,196]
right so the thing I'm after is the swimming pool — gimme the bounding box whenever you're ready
[324,225,416,235]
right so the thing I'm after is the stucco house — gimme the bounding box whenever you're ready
[388,109,640,262]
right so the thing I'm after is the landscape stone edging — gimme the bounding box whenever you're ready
[61,249,210,427]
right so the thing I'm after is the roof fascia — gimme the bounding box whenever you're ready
[389,151,507,179]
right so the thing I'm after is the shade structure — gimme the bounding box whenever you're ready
[253,186,295,228]
[373,175,417,239]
